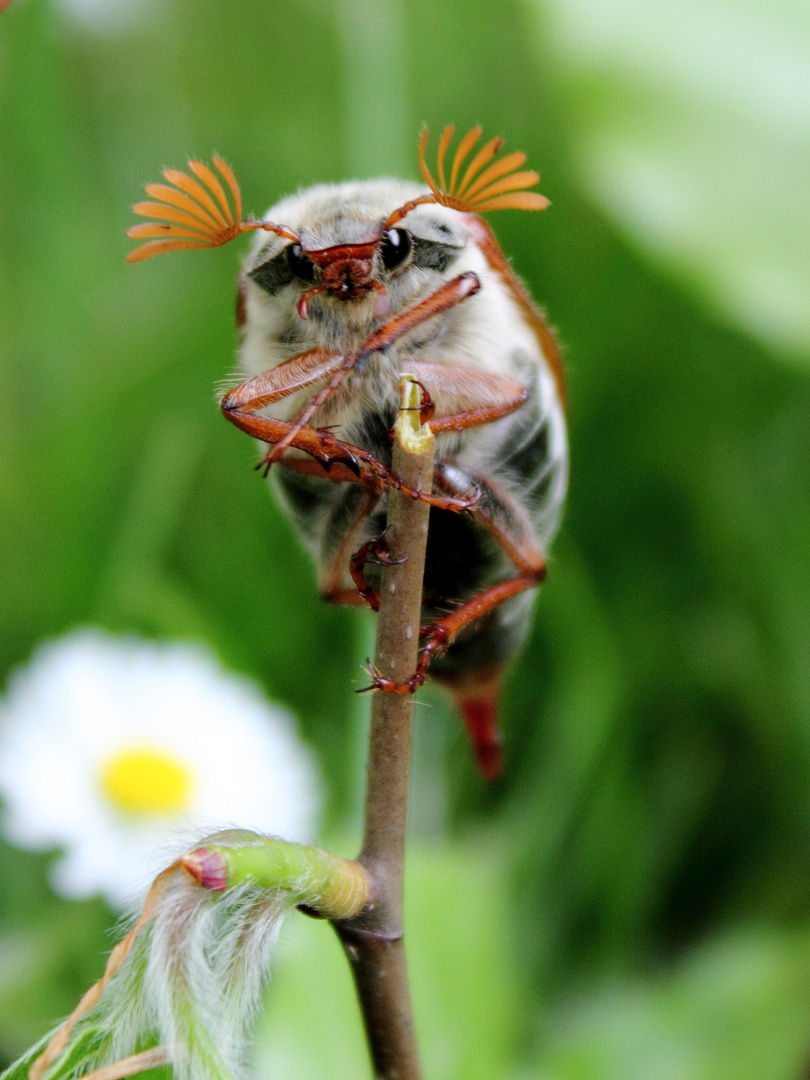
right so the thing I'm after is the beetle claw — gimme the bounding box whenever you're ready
[357,660,382,694]
[342,451,362,477]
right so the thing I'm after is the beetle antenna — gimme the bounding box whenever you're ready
[126,157,300,263]
[383,125,550,230]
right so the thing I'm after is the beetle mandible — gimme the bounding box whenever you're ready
[127,126,568,778]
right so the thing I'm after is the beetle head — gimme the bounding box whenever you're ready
[292,222,417,319]
[294,238,384,319]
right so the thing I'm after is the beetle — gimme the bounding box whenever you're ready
[127,126,568,778]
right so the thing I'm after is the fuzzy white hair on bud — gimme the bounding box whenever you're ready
[12,831,368,1080]
[104,871,289,1080]
[19,847,287,1080]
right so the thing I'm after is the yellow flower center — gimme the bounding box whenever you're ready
[99,745,194,815]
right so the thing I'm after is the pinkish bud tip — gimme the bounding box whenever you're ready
[181,847,228,891]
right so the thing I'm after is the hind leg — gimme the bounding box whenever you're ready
[361,467,546,694]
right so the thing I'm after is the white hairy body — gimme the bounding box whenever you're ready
[237,179,567,549]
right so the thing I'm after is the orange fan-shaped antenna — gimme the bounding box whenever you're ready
[383,125,549,229]
[419,125,549,213]
[126,157,299,263]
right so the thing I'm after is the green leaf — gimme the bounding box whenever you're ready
[0,1026,108,1080]
[1,1032,55,1080]
[522,0,810,362]
[537,927,810,1080]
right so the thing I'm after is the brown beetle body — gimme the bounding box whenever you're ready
[128,129,568,777]
[228,181,567,777]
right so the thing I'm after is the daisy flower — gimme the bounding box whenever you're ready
[0,628,321,909]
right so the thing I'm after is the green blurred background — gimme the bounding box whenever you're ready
[2,0,810,1076]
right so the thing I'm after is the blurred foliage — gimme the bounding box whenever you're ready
[525,0,810,359]
[1,0,809,1076]
[258,844,520,1080]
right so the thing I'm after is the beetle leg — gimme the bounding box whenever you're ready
[222,276,482,511]
[435,467,546,576]
[221,347,345,413]
[405,360,529,433]
[318,489,380,607]
[349,530,406,612]
[360,471,546,695]
[230,417,479,511]
[257,271,481,470]
[222,372,477,512]
[360,570,543,696]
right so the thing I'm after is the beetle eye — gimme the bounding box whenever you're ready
[286,243,316,283]
[380,228,412,271]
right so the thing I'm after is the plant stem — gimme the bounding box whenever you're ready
[334,375,432,1080]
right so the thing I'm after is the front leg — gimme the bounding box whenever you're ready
[256,271,481,471]
[222,403,477,512]
[221,273,483,512]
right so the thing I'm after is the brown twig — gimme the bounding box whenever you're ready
[333,375,432,1080]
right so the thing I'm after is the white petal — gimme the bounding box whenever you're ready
[0,629,322,910]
